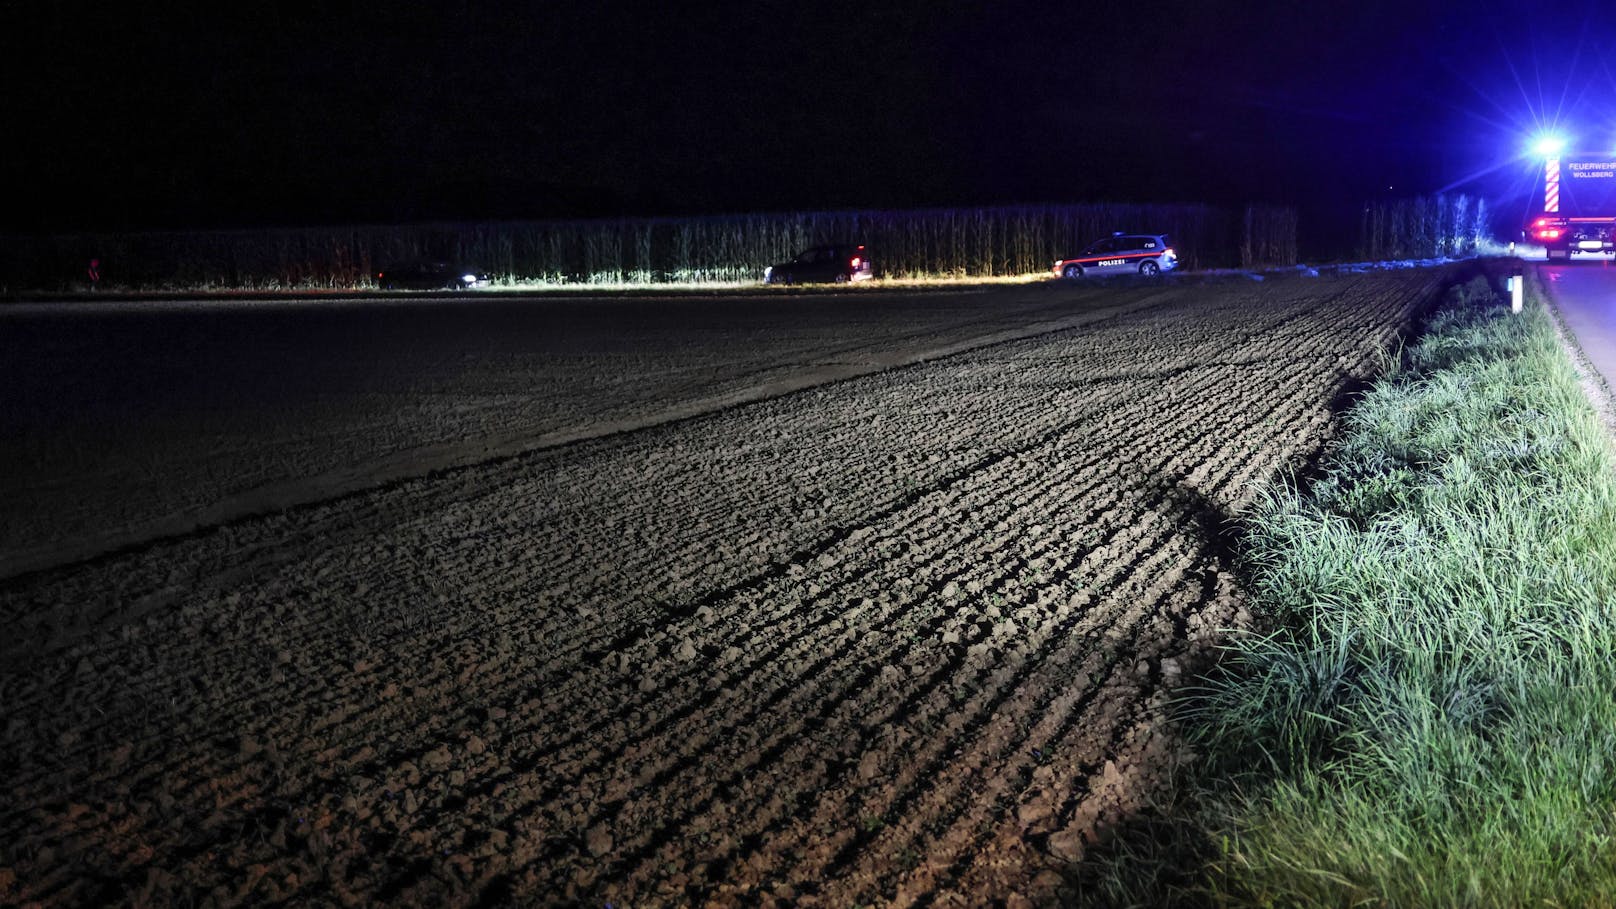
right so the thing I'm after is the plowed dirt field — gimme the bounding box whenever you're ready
[2,271,1445,906]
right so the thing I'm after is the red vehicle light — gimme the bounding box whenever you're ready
[1538,229,1561,240]
[850,256,862,268]
[1534,218,1547,227]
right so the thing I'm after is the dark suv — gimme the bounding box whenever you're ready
[1053,234,1177,278]
[375,261,491,290]
[764,245,873,284]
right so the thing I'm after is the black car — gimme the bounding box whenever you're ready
[764,245,873,284]
[375,261,491,290]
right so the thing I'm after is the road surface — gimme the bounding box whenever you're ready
[1541,255,1616,390]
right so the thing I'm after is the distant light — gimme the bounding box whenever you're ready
[1533,134,1567,156]
[462,274,477,284]
[850,256,862,268]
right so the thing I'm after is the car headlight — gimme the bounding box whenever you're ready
[462,274,477,284]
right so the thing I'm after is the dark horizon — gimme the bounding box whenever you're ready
[7,0,1614,235]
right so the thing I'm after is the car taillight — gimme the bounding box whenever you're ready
[850,256,862,268]
[1539,229,1561,239]
[1534,218,1547,227]
[1164,248,1175,257]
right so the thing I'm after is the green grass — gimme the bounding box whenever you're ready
[1088,270,1616,906]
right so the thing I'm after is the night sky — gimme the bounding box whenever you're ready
[7,1,1615,233]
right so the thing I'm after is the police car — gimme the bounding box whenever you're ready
[1053,234,1177,278]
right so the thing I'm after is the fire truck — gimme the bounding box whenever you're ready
[1526,153,1616,259]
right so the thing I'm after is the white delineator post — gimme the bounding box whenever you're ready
[1509,271,1523,313]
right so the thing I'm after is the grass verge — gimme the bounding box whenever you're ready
[1087,269,1616,906]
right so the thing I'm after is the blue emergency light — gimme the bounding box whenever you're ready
[1533,134,1567,156]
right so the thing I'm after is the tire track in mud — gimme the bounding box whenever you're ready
[0,272,1447,907]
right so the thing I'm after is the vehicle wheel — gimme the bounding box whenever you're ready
[1062,264,1084,279]
[1138,260,1161,276]
[835,273,850,283]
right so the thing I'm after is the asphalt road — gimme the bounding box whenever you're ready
[1542,255,1616,391]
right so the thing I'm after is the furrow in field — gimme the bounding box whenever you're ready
[517,350,1273,808]
[590,464,1155,892]
[536,313,1383,899]
[1,284,1179,581]
[0,272,1451,907]
[3,305,1189,899]
[465,424,1149,880]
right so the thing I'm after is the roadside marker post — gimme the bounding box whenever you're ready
[1509,272,1523,314]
